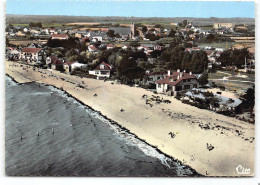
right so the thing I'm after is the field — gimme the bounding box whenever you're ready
[209,70,255,94]
[9,40,46,46]
[13,23,66,27]
[66,22,101,25]
[197,42,234,49]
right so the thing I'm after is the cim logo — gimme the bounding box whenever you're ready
[236,165,250,175]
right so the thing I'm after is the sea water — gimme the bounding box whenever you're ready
[5,76,198,176]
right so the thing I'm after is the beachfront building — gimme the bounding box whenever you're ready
[6,48,21,60]
[63,61,77,73]
[20,47,46,64]
[46,56,64,71]
[155,69,199,96]
[88,45,98,52]
[89,62,111,80]
[145,71,166,87]
[64,61,88,73]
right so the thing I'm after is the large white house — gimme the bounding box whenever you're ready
[20,48,46,64]
[89,62,111,80]
[156,69,199,96]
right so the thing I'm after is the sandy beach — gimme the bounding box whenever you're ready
[5,61,255,177]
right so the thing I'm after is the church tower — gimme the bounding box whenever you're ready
[130,22,136,39]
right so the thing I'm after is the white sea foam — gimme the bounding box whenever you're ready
[39,83,192,174]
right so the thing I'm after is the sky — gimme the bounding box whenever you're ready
[6,0,255,18]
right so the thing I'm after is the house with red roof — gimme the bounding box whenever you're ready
[49,29,56,34]
[88,45,98,52]
[106,44,114,49]
[46,56,64,71]
[20,47,46,64]
[89,62,112,79]
[51,34,69,40]
[185,47,201,53]
[155,69,199,96]
[64,61,78,73]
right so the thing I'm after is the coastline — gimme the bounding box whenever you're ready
[6,73,200,176]
[5,61,255,177]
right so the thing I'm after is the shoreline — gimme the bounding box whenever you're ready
[6,74,201,177]
[5,61,255,177]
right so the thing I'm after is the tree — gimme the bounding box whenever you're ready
[6,38,10,46]
[35,22,42,27]
[65,48,78,58]
[116,56,144,84]
[142,26,148,34]
[154,24,162,28]
[198,71,209,86]
[134,30,140,36]
[129,41,140,48]
[217,49,250,68]
[182,20,188,27]
[168,29,176,37]
[206,34,215,42]
[243,85,255,116]
[29,22,42,27]
[115,33,121,38]
[106,30,115,37]
[181,52,192,70]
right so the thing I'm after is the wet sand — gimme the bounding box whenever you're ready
[5,61,255,176]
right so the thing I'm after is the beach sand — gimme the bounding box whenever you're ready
[5,61,255,177]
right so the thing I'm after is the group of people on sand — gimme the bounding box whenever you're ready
[142,94,171,107]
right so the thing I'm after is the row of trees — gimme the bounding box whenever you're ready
[217,48,251,68]
[160,41,209,73]
[46,37,80,49]
[29,22,42,27]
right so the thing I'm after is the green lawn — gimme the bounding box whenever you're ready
[13,23,29,26]
[197,42,234,49]
[42,23,65,27]
[209,70,255,93]
[12,23,65,28]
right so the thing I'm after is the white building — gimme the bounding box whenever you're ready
[89,62,111,80]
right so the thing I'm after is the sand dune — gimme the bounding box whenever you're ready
[5,61,255,177]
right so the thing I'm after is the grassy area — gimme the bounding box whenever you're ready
[197,42,234,49]
[13,23,29,26]
[209,70,255,93]
[12,23,66,28]
[208,71,232,79]
[42,23,65,27]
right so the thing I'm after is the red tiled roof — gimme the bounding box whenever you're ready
[205,50,215,55]
[100,28,108,32]
[22,48,42,53]
[93,62,111,71]
[52,34,68,38]
[89,45,97,50]
[139,45,149,50]
[156,72,197,86]
[50,56,63,65]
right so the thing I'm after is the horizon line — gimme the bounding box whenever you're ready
[6,14,255,19]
